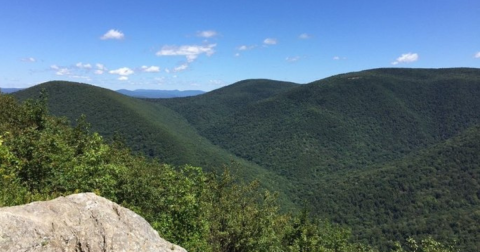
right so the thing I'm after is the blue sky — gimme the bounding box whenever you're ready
[1,0,479,91]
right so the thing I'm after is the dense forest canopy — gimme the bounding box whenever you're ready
[6,67,480,251]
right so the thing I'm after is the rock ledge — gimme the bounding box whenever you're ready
[0,193,186,252]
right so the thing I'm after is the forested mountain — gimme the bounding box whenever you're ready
[313,124,480,251]
[154,68,480,251]
[1,92,383,252]
[12,81,295,209]
[12,68,480,251]
[157,79,298,132]
[158,68,480,178]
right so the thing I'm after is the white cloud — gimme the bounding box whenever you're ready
[392,52,419,65]
[141,65,160,73]
[100,29,125,40]
[50,65,70,76]
[156,44,216,62]
[234,53,240,57]
[397,53,419,62]
[22,57,36,62]
[109,67,134,76]
[263,38,277,45]
[299,33,311,39]
[118,76,128,81]
[56,69,70,76]
[197,30,217,38]
[76,62,92,69]
[95,64,106,74]
[333,56,347,60]
[237,45,256,51]
[475,52,480,58]
[286,56,300,62]
[174,64,189,72]
[95,63,107,74]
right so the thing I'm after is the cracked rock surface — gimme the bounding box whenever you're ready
[0,193,187,252]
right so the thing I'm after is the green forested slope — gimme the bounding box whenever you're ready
[157,68,480,251]
[2,93,388,252]
[166,68,480,178]
[312,124,480,251]
[156,79,298,132]
[10,68,480,251]
[12,81,295,209]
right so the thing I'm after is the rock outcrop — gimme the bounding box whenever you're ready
[0,193,187,252]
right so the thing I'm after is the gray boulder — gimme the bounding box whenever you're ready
[0,193,187,252]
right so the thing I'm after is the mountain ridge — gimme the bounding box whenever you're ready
[11,67,480,251]
[12,80,296,210]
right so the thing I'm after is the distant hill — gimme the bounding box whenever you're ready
[116,89,204,98]
[0,88,23,93]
